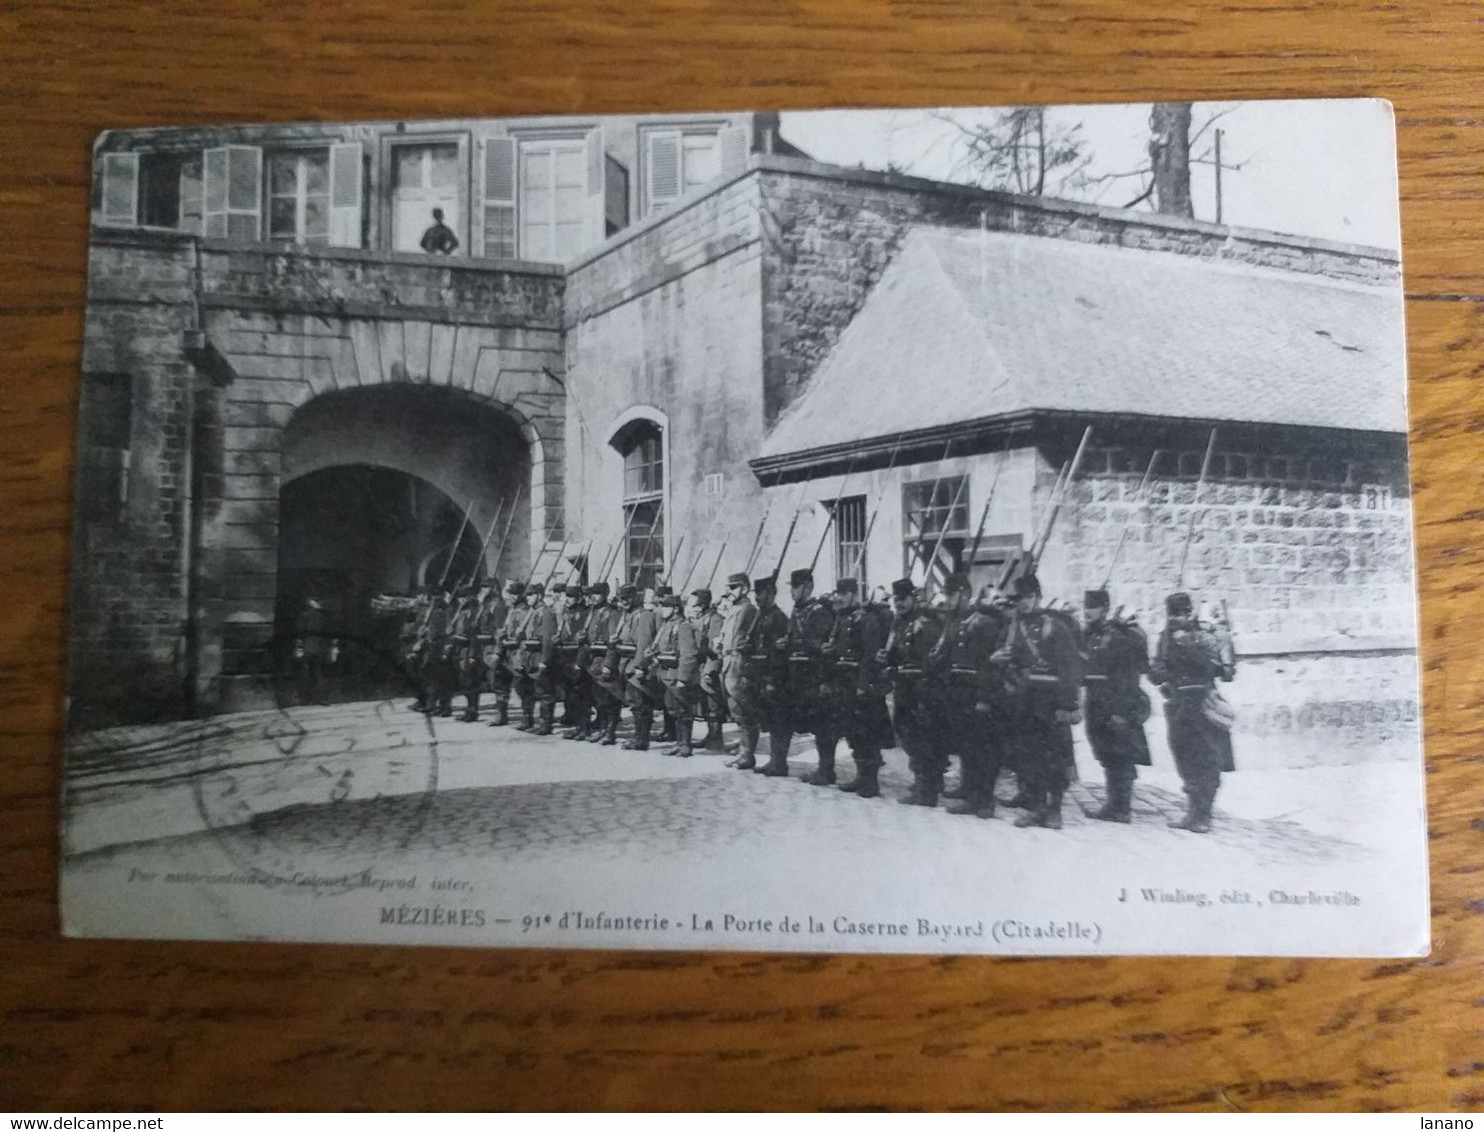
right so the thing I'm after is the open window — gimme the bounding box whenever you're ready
[902,474,970,588]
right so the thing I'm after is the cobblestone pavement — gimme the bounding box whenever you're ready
[66,698,1363,873]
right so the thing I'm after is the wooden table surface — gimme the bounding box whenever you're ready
[3,0,1482,1113]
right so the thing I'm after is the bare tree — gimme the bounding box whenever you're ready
[934,106,1093,197]
[936,102,1246,221]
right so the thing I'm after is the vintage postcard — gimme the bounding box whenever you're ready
[63,99,1428,956]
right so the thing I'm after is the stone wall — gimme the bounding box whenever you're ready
[754,158,1402,427]
[72,232,199,726]
[564,175,767,587]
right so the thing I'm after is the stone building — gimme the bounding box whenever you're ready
[74,114,1415,764]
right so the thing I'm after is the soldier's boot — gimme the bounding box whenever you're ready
[704,720,727,752]
[438,692,454,718]
[1185,785,1217,834]
[1005,772,1035,809]
[534,701,555,736]
[599,710,620,747]
[622,712,652,751]
[1169,787,1205,831]
[801,740,836,786]
[726,727,758,770]
[658,712,677,743]
[671,715,695,758]
[514,701,536,732]
[488,699,510,727]
[461,693,481,724]
[1038,789,1065,830]
[1014,787,1048,827]
[840,760,881,799]
[563,707,590,740]
[757,733,790,777]
[1093,774,1134,823]
[898,775,940,807]
[587,707,610,742]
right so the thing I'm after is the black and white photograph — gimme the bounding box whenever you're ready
[62,98,1427,956]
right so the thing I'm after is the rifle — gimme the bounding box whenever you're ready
[905,438,956,576]
[678,494,731,593]
[629,498,665,588]
[704,541,728,590]
[661,533,687,590]
[1031,425,1093,563]
[844,443,904,583]
[770,481,809,581]
[923,460,971,598]
[1175,427,1219,587]
[520,505,564,591]
[485,485,524,587]
[540,533,571,590]
[743,470,788,576]
[807,457,859,575]
[598,501,643,586]
[437,499,476,589]
[963,442,1009,575]
[1101,449,1162,590]
[460,496,506,588]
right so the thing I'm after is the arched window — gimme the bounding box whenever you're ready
[618,420,665,591]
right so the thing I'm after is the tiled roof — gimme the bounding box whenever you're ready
[757,227,1408,461]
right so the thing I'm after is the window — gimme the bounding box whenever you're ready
[902,475,970,586]
[604,155,629,237]
[643,124,747,216]
[78,373,132,524]
[833,495,868,588]
[619,422,665,590]
[137,152,203,231]
[519,138,587,263]
[391,142,461,254]
[266,148,330,245]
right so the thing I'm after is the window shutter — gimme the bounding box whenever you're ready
[585,128,606,248]
[204,145,262,240]
[327,143,363,248]
[719,125,748,176]
[100,152,139,226]
[646,131,682,216]
[481,136,516,258]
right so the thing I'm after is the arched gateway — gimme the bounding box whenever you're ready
[188,305,565,713]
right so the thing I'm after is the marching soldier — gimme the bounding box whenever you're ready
[581,582,619,743]
[992,572,1084,830]
[1148,592,1237,833]
[509,582,542,732]
[932,574,1012,819]
[650,593,701,756]
[755,567,831,779]
[1081,589,1152,823]
[524,582,561,736]
[690,588,729,752]
[719,573,768,770]
[882,577,946,806]
[488,580,527,727]
[821,578,894,799]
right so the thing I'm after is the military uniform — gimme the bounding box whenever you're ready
[621,590,659,750]
[993,574,1084,829]
[820,579,894,798]
[1082,590,1152,823]
[420,592,456,717]
[691,589,729,752]
[579,584,618,742]
[594,585,643,747]
[488,583,527,727]
[931,577,1011,818]
[559,587,596,739]
[468,584,507,722]
[883,578,946,806]
[755,567,832,778]
[649,595,701,756]
[447,588,482,721]
[1149,592,1236,833]
[718,573,766,770]
[402,591,433,711]
[523,584,561,735]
